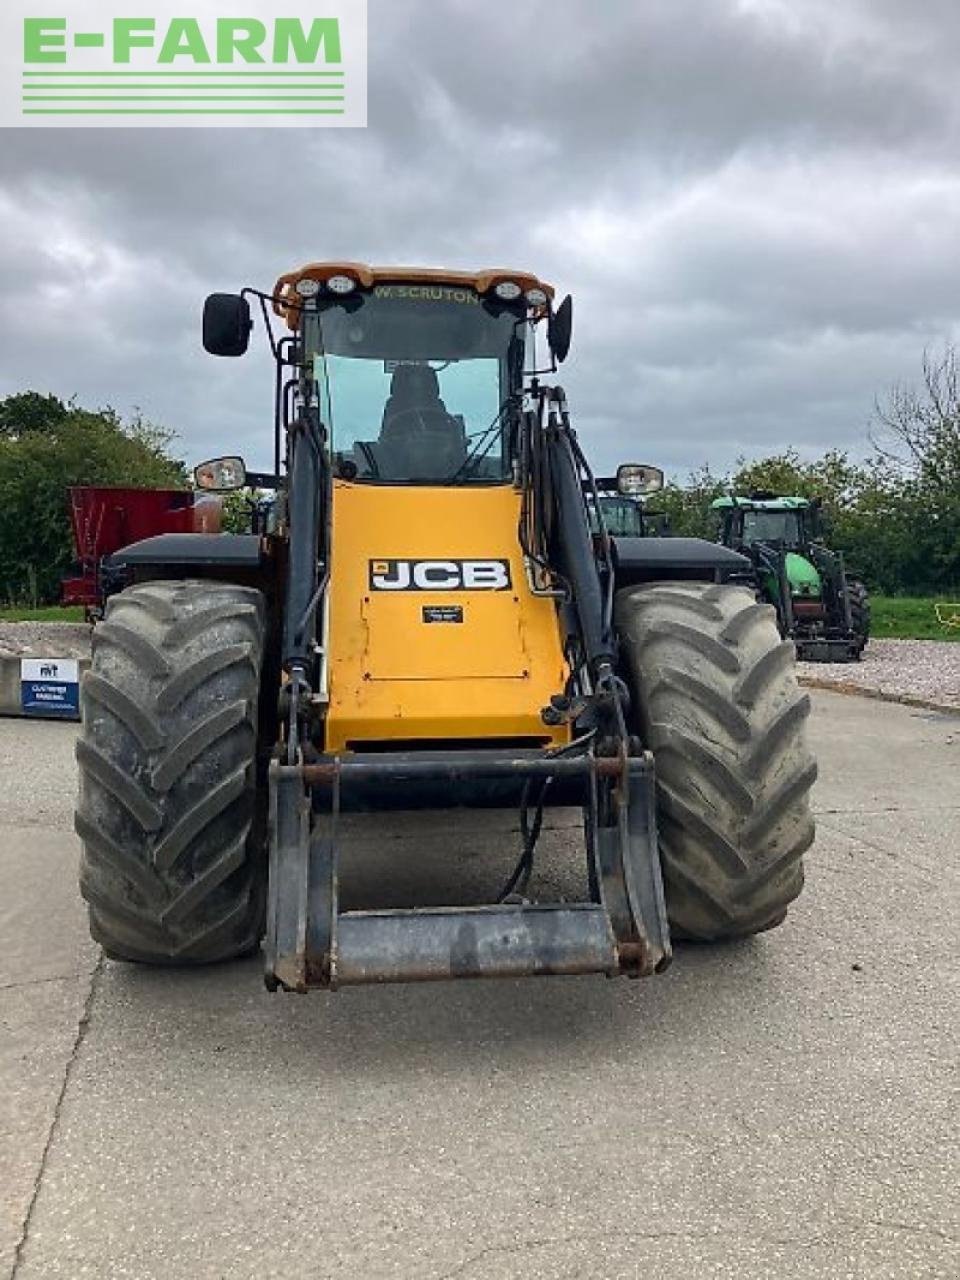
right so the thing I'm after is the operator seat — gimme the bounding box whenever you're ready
[376,364,467,479]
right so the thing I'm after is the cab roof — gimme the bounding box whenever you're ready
[272,262,555,330]
[711,495,812,511]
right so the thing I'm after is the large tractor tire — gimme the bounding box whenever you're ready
[75,581,268,964]
[615,582,817,940]
[846,576,871,656]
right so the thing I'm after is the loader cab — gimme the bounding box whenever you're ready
[300,281,533,486]
[589,467,665,538]
[590,494,644,537]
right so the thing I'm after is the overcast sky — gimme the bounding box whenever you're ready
[2,0,960,476]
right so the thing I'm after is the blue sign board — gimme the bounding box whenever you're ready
[20,658,81,719]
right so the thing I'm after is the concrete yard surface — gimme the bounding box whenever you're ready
[0,692,957,1279]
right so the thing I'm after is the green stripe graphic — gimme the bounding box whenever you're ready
[22,70,344,77]
[23,95,344,101]
[20,66,351,118]
[22,108,346,115]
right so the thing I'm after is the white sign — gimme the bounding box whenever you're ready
[21,658,80,683]
[20,657,81,718]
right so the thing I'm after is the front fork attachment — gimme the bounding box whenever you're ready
[264,760,340,992]
[589,750,672,978]
[264,750,671,991]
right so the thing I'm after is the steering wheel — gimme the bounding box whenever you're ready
[382,407,452,436]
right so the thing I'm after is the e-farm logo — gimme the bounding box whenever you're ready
[2,1,366,127]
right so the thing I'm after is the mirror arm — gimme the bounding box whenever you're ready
[246,287,280,361]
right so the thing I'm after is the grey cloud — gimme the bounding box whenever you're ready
[2,0,960,475]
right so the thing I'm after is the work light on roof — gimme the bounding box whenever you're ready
[525,287,549,307]
[294,277,321,298]
[494,280,522,301]
[326,274,357,295]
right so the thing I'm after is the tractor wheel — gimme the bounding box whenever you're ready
[615,581,817,940]
[75,580,268,964]
[846,576,871,655]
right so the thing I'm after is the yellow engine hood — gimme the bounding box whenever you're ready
[324,482,570,750]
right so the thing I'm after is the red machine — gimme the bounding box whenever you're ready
[62,486,221,613]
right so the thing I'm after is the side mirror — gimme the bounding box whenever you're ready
[194,456,247,491]
[548,294,573,364]
[617,463,664,495]
[203,293,252,357]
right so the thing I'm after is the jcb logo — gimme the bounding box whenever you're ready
[369,559,511,591]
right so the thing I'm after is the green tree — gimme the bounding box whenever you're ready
[869,346,960,592]
[732,449,866,506]
[0,391,70,437]
[0,393,186,604]
[655,464,728,538]
[218,488,271,534]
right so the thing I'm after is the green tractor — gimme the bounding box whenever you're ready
[712,494,870,662]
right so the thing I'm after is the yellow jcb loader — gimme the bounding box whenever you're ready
[75,263,816,992]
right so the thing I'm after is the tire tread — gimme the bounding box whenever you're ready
[75,579,266,964]
[616,581,816,940]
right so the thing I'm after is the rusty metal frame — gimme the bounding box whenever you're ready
[265,747,671,993]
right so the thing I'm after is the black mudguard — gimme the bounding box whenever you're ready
[108,533,265,570]
[612,536,750,585]
[102,534,272,597]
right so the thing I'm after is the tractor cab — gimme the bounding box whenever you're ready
[594,493,644,537]
[588,469,667,538]
[714,493,816,551]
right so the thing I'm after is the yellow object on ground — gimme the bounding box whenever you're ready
[935,603,960,629]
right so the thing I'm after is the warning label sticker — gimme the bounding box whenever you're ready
[422,605,464,624]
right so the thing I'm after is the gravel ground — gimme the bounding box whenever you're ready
[0,620,92,658]
[800,637,960,709]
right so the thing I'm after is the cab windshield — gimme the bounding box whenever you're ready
[592,496,644,536]
[304,286,525,484]
[740,510,803,546]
